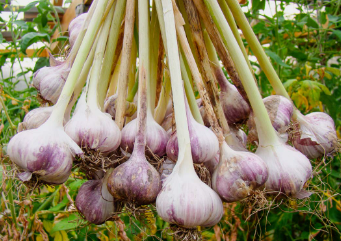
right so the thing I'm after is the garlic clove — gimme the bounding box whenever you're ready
[256,142,312,196]
[69,13,87,48]
[7,124,82,184]
[76,173,114,224]
[104,94,137,119]
[291,112,338,159]
[65,95,121,154]
[248,95,293,143]
[120,113,168,157]
[107,150,161,205]
[226,126,248,151]
[33,63,70,104]
[212,142,268,202]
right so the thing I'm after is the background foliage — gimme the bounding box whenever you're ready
[0,0,341,240]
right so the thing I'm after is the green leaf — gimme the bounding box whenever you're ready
[315,82,331,95]
[331,30,341,41]
[252,0,266,12]
[68,179,87,192]
[41,12,48,27]
[0,33,3,43]
[33,57,50,73]
[319,12,327,24]
[19,1,39,12]
[307,16,319,28]
[49,196,69,212]
[20,32,50,54]
[265,50,290,68]
[50,214,82,233]
[283,79,298,89]
[288,49,308,61]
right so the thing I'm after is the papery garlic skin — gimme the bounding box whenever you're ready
[256,143,312,197]
[248,95,293,143]
[33,64,70,104]
[292,112,337,159]
[159,159,175,184]
[120,113,168,156]
[156,152,223,228]
[107,148,161,205]
[7,124,82,184]
[65,96,121,154]
[212,143,268,202]
[69,13,87,48]
[76,175,114,224]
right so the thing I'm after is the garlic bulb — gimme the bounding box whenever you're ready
[156,147,223,228]
[219,79,250,124]
[65,93,121,154]
[291,112,338,159]
[120,111,168,156]
[248,95,293,143]
[104,94,137,119]
[256,138,312,197]
[212,142,268,202]
[7,122,82,184]
[69,13,87,48]
[161,113,173,132]
[204,151,219,175]
[33,62,70,104]
[226,126,248,151]
[159,159,176,184]
[21,106,70,130]
[166,97,219,164]
[76,172,114,224]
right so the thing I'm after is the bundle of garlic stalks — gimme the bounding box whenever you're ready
[7,0,339,236]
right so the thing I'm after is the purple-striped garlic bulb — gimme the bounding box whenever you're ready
[212,142,268,202]
[107,64,161,205]
[166,96,219,164]
[7,120,82,184]
[291,112,338,159]
[248,95,293,143]
[33,61,70,104]
[69,13,87,48]
[65,93,121,154]
[76,172,114,224]
[120,111,168,157]
[104,94,137,119]
[156,147,223,228]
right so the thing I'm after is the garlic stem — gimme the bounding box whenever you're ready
[127,40,137,95]
[217,0,253,74]
[87,5,115,109]
[149,4,161,113]
[134,0,149,151]
[204,0,279,146]
[173,0,224,142]
[191,0,248,104]
[160,0,193,169]
[115,0,136,129]
[98,0,127,109]
[127,70,139,102]
[155,33,165,105]
[107,52,122,98]
[154,69,171,124]
[180,53,204,125]
[181,0,230,135]
[48,0,109,127]
[225,0,290,100]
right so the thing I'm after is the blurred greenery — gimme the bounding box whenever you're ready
[1,0,341,240]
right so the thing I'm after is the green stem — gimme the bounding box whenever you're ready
[225,0,290,100]
[126,71,139,102]
[180,52,204,125]
[87,5,115,109]
[0,95,16,132]
[204,0,279,146]
[7,178,18,229]
[154,69,171,124]
[34,187,60,213]
[218,0,254,76]
[48,0,109,127]
[98,0,127,109]
[160,0,193,171]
